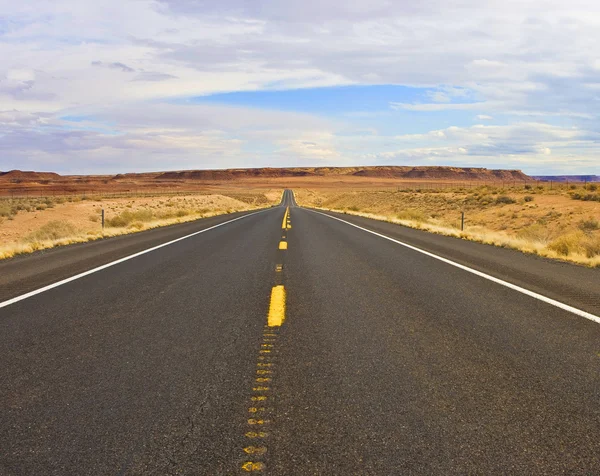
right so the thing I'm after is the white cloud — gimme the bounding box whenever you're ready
[390,102,486,112]
[2,0,600,172]
[367,122,599,172]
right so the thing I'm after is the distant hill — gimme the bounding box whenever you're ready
[0,170,62,182]
[151,166,531,181]
[0,166,532,184]
[532,175,600,183]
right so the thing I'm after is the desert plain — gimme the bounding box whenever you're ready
[1,166,598,266]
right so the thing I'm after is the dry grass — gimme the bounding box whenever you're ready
[0,190,281,260]
[295,186,600,267]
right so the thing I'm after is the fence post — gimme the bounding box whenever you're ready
[461,211,465,231]
[101,209,105,230]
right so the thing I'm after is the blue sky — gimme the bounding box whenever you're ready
[189,85,421,115]
[1,0,599,174]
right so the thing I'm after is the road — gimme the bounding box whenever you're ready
[1,190,599,475]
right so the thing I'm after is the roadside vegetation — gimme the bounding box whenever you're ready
[296,184,600,267]
[0,190,281,259]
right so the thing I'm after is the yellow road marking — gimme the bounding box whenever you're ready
[242,461,266,472]
[244,446,268,455]
[246,431,269,438]
[240,207,291,471]
[282,207,289,229]
[267,285,286,327]
[248,419,270,425]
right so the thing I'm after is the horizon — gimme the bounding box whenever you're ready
[1,1,600,175]
[2,165,599,179]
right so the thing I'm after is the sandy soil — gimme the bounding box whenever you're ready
[0,190,281,259]
[295,186,600,267]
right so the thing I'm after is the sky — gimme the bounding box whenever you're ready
[1,0,600,174]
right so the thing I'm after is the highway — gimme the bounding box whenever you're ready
[1,190,599,474]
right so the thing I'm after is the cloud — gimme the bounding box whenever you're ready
[132,71,178,81]
[390,102,485,112]
[91,61,136,73]
[366,122,600,172]
[2,0,600,173]
[0,101,343,173]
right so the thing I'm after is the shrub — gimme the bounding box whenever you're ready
[570,191,600,201]
[582,234,600,258]
[0,203,14,218]
[516,224,555,244]
[25,221,78,242]
[524,195,534,202]
[547,232,585,256]
[156,208,190,220]
[106,209,154,227]
[578,218,600,232]
[496,195,516,205]
[397,209,428,222]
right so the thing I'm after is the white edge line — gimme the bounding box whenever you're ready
[0,208,271,310]
[308,209,600,325]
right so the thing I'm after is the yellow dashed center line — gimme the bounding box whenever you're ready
[281,207,289,229]
[242,462,266,472]
[267,285,286,327]
[241,194,294,472]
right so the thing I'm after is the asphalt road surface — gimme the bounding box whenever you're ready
[1,190,599,475]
